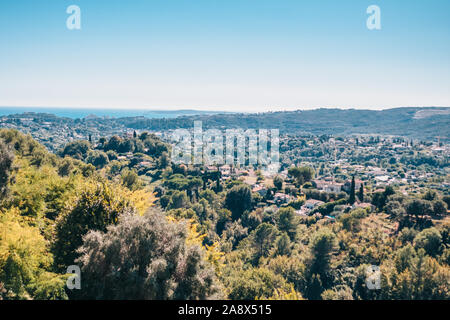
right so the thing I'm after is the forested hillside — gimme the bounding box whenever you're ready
[115,107,450,141]
[1,129,449,300]
[0,129,220,299]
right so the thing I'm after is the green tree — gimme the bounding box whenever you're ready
[405,199,433,227]
[104,136,122,152]
[60,140,90,160]
[216,209,232,236]
[121,168,142,191]
[414,228,442,257]
[273,233,292,256]
[384,185,395,197]
[75,211,221,299]
[306,228,337,297]
[372,186,396,211]
[306,273,323,300]
[358,183,364,202]
[372,192,386,211]
[386,249,450,299]
[158,151,170,169]
[57,158,74,176]
[288,166,314,186]
[394,244,416,273]
[348,176,356,205]
[168,190,190,210]
[53,183,133,269]
[252,223,277,260]
[118,139,134,153]
[432,200,447,217]
[287,197,305,210]
[273,175,283,191]
[86,150,109,168]
[81,163,95,177]
[106,150,118,161]
[276,207,298,241]
[225,184,252,221]
[227,267,289,300]
[339,208,366,232]
[423,189,438,201]
[443,195,450,210]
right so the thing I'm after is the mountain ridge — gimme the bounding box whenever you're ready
[114,107,450,141]
[1,107,449,142]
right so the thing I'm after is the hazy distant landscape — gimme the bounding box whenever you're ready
[115,107,450,140]
[1,107,448,152]
[0,107,228,119]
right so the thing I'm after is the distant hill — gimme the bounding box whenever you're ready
[1,107,448,142]
[115,107,450,141]
[0,107,229,119]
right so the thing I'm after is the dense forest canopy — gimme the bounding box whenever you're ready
[0,125,449,300]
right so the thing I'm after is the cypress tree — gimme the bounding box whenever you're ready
[349,176,356,205]
[358,182,364,202]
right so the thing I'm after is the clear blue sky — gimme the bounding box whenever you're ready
[0,0,449,111]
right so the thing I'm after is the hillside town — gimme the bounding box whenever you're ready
[2,112,448,223]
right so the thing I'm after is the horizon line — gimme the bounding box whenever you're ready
[0,105,449,114]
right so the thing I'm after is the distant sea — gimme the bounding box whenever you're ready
[0,107,228,119]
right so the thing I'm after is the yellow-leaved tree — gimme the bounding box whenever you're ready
[0,208,67,300]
